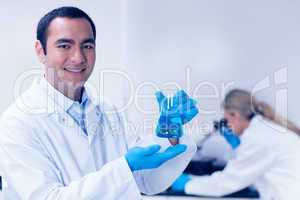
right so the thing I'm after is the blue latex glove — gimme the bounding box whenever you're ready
[171,174,191,192]
[220,126,241,149]
[155,90,199,138]
[125,144,187,171]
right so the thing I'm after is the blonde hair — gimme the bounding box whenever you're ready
[223,89,265,120]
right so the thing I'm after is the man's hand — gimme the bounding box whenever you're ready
[125,144,187,172]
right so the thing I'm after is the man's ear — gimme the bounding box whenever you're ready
[35,40,46,64]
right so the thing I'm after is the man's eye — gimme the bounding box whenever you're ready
[57,44,70,49]
[83,44,95,49]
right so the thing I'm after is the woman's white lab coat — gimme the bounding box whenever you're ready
[0,78,196,200]
[184,116,300,200]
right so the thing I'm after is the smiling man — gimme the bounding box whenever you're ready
[36,16,96,101]
[0,7,196,200]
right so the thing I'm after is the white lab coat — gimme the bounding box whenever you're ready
[0,78,196,200]
[184,116,300,200]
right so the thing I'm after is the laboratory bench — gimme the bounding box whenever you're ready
[143,196,257,200]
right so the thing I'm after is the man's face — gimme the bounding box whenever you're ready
[37,17,96,88]
[224,110,248,135]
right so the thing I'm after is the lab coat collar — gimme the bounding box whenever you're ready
[39,77,74,113]
[240,115,263,140]
[249,115,263,126]
[30,77,98,115]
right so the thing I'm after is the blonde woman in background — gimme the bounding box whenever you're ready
[172,89,300,200]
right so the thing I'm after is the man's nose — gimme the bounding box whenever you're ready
[71,48,86,65]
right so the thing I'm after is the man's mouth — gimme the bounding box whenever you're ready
[64,67,86,73]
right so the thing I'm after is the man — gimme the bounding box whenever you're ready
[0,7,196,199]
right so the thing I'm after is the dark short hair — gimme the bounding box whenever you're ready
[37,6,96,54]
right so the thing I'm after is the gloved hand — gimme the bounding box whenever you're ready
[155,90,199,139]
[125,144,187,172]
[171,173,191,192]
[221,126,241,149]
